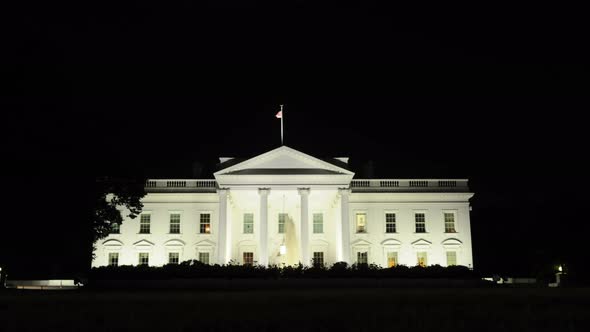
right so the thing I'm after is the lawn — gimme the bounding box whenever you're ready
[1,287,589,331]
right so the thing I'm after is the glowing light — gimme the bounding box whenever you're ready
[279,244,287,255]
[558,265,563,272]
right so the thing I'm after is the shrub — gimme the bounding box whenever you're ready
[89,262,477,280]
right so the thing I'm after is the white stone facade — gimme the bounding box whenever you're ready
[92,146,474,268]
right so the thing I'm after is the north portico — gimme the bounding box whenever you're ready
[214,146,355,266]
[93,146,474,269]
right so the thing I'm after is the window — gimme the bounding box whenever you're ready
[139,253,149,266]
[385,213,396,233]
[278,213,287,234]
[417,252,427,267]
[444,213,456,233]
[357,252,368,264]
[243,213,254,234]
[387,252,398,268]
[446,251,457,266]
[108,252,119,266]
[168,252,179,264]
[243,252,254,266]
[313,213,324,234]
[198,252,210,265]
[200,213,211,234]
[139,214,151,234]
[356,213,367,233]
[313,252,324,266]
[110,222,120,234]
[415,213,426,233]
[169,213,181,234]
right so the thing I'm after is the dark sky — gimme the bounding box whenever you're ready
[1,1,589,278]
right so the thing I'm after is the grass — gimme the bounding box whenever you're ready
[1,287,590,331]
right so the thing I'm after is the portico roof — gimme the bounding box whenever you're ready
[213,146,355,187]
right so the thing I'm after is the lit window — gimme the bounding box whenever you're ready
[243,213,254,234]
[243,252,254,266]
[357,252,368,264]
[313,252,324,266]
[356,213,367,233]
[385,213,396,233]
[313,213,324,234]
[108,252,119,266]
[444,213,456,233]
[417,252,427,267]
[168,252,179,264]
[387,252,398,268]
[446,251,457,266]
[169,213,181,234]
[198,252,210,265]
[139,253,149,266]
[278,213,287,234]
[200,213,211,234]
[139,214,151,234]
[415,213,426,233]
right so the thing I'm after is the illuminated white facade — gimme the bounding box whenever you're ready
[93,146,474,268]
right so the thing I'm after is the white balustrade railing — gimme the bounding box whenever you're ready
[351,179,468,191]
[145,179,217,191]
[145,179,467,191]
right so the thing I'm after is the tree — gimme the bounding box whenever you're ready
[93,176,146,250]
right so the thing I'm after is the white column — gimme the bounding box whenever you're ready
[339,188,351,264]
[217,188,229,264]
[258,188,270,266]
[298,188,310,265]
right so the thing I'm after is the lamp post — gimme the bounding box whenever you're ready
[556,264,566,286]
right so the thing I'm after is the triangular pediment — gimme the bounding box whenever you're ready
[214,146,354,176]
[411,239,432,249]
[351,239,372,247]
[194,239,216,247]
[133,239,155,248]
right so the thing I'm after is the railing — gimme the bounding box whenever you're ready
[351,179,469,192]
[145,179,218,192]
[145,179,468,192]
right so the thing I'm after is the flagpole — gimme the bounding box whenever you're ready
[280,104,284,145]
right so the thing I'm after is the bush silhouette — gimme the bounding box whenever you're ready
[90,262,477,280]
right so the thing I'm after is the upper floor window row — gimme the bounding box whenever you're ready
[134,213,212,234]
[354,211,458,234]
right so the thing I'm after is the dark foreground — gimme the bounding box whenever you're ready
[1,287,589,331]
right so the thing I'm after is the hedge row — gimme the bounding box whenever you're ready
[89,261,477,280]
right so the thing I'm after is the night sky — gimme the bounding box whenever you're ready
[1,2,588,279]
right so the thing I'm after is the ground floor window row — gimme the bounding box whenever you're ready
[107,251,210,267]
[106,250,460,267]
[355,250,459,267]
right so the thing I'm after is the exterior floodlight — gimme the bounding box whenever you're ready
[558,265,563,272]
[279,244,287,255]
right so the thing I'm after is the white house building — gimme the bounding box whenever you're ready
[93,146,474,269]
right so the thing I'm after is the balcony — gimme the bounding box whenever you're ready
[145,179,217,193]
[350,179,469,192]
